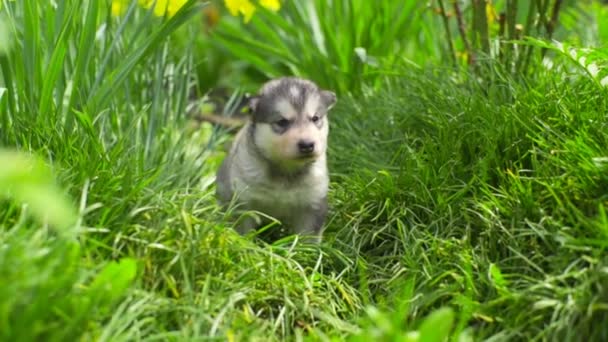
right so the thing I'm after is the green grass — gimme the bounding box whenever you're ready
[211,0,431,95]
[328,64,608,340]
[2,0,608,341]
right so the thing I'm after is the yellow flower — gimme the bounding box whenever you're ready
[111,0,188,17]
[111,0,129,16]
[224,0,256,23]
[139,0,188,17]
[259,0,280,12]
[486,0,498,27]
[224,0,281,23]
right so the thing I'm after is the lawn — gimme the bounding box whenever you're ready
[1,0,608,341]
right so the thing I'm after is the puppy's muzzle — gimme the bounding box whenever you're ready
[297,140,315,155]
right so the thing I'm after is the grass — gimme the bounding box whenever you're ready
[328,63,608,340]
[211,0,430,94]
[2,0,608,341]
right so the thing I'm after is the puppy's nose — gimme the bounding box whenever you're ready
[297,140,315,154]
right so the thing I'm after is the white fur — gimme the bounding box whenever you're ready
[303,93,321,117]
[232,146,328,217]
[289,86,301,99]
[253,120,327,164]
[274,98,298,120]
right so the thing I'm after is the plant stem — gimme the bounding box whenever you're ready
[498,11,506,62]
[537,0,551,35]
[437,0,457,66]
[546,0,563,40]
[452,0,475,65]
[472,0,490,55]
[517,0,537,73]
[541,0,563,58]
[504,0,518,70]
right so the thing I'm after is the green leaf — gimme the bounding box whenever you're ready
[88,258,138,308]
[23,0,42,106]
[489,263,509,289]
[87,0,202,111]
[38,5,74,118]
[0,14,11,55]
[417,307,454,342]
[64,0,99,127]
[0,149,78,235]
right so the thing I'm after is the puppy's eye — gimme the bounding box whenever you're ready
[275,118,290,128]
[311,115,320,123]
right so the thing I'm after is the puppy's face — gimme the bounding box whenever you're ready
[249,78,336,169]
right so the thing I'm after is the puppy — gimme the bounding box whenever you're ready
[215,77,336,242]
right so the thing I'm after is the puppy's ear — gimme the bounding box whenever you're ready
[247,95,260,113]
[320,90,337,110]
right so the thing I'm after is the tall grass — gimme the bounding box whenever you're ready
[0,0,210,339]
[208,0,602,94]
[432,0,603,78]
[211,1,434,95]
[327,61,608,340]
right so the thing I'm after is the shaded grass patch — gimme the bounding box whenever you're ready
[327,65,608,340]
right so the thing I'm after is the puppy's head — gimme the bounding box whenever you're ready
[248,77,336,169]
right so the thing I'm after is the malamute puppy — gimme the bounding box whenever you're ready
[215,77,336,243]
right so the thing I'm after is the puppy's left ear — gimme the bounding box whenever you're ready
[320,90,337,110]
[247,95,260,113]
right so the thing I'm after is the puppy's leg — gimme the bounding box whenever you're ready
[290,201,328,244]
[234,212,260,235]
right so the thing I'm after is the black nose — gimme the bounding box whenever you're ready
[298,140,315,154]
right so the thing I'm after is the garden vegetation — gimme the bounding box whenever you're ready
[1,0,607,341]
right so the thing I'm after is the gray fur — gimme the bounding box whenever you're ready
[249,77,335,123]
[215,77,336,242]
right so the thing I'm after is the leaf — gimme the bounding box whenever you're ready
[587,63,599,77]
[88,258,138,308]
[456,328,475,342]
[23,0,42,104]
[393,276,417,327]
[355,47,379,67]
[0,149,78,235]
[417,307,454,342]
[0,16,11,55]
[533,299,560,309]
[38,5,74,117]
[87,0,202,111]
[489,263,508,288]
[64,0,99,127]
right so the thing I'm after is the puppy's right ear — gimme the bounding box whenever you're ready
[320,90,337,110]
[248,95,260,113]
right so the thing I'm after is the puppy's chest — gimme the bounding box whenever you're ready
[236,175,326,211]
